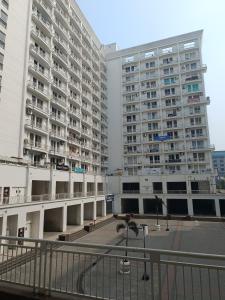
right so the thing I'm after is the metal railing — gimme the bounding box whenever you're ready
[0,236,225,299]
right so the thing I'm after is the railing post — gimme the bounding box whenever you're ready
[48,244,53,296]
[150,252,161,300]
[33,241,39,295]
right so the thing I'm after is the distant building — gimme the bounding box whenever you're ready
[212,151,225,177]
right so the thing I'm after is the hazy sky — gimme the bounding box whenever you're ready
[76,0,225,150]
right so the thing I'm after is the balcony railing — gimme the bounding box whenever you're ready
[1,237,225,300]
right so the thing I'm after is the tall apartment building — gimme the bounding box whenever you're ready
[0,0,108,174]
[105,31,223,216]
[106,31,213,176]
[0,0,108,240]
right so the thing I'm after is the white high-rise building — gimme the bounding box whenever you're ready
[0,0,224,240]
[105,31,221,216]
[106,31,212,176]
[0,0,108,174]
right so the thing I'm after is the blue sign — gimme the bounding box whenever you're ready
[154,135,171,142]
[74,167,86,174]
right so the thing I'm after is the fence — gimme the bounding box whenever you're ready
[0,236,225,299]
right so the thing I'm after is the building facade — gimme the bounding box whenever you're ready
[212,151,225,178]
[105,31,225,216]
[0,0,108,240]
[0,0,108,174]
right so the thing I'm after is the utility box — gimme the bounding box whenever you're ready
[58,234,70,241]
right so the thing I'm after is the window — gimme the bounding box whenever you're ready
[0,52,3,70]
[165,88,175,95]
[184,42,195,49]
[125,56,134,63]
[1,0,9,9]
[185,52,196,60]
[162,47,173,54]
[163,57,173,64]
[164,77,176,85]
[145,51,154,58]
[186,83,199,93]
[0,10,7,28]
[163,67,173,75]
[0,30,6,48]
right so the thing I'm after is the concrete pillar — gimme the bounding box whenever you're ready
[25,166,32,202]
[38,209,44,239]
[94,180,98,197]
[18,211,26,231]
[215,199,221,217]
[186,177,192,194]
[113,195,121,214]
[102,200,107,217]
[83,175,87,197]
[162,196,167,215]
[80,203,84,225]
[138,197,144,214]
[93,201,97,220]
[187,197,194,216]
[62,205,67,232]
[162,180,167,194]
[69,172,73,197]
[0,214,7,254]
[2,214,7,236]
[50,167,56,200]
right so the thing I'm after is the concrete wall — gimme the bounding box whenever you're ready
[26,211,40,239]
[106,58,123,173]
[44,207,63,232]
[67,204,81,225]
[0,0,31,157]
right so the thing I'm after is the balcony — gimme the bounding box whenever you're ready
[67,136,80,147]
[32,11,52,35]
[34,0,53,18]
[51,97,67,111]
[30,44,51,67]
[52,66,67,82]
[28,63,50,83]
[52,50,68,67]
[54,4,69,27]
[49,130,67,140]
[68,123,80,133]
[25,120,48,135]
[52,82,68,97]
[26,99,49,116]
[27,81,49,101]
[53,17,69,41]
[24,140,47,152]
[31,28,51,49]
[50,113,66,126]
[49,148,66,157]
[68,152,81,161]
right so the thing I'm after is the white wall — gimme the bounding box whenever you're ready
[0,0,31,157]
[106,58,123,173]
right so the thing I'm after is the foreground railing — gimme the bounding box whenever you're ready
[0,236,225,299]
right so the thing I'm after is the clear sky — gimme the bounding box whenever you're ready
[76,0,225,150]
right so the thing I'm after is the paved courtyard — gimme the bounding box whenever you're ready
[2,219,225,300]
[76,218,225,255]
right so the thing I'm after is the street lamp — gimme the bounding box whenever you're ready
[140,224,149,281]
[155,195,169,231]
